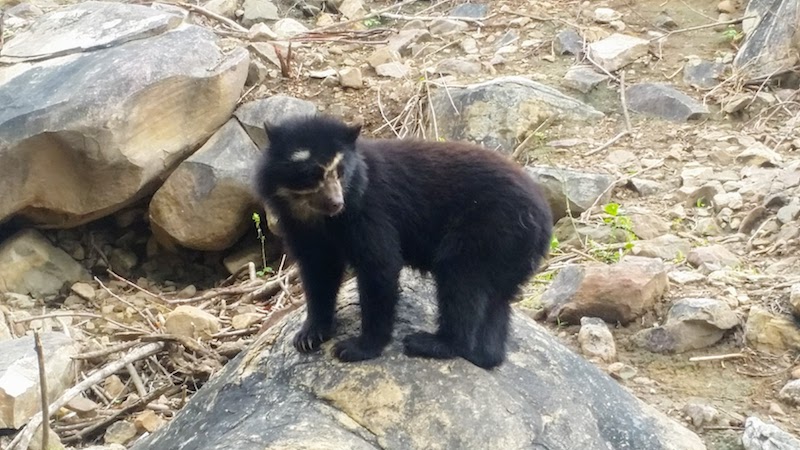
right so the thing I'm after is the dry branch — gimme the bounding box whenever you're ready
[33,331,50,450]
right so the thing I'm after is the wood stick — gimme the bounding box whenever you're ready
[309,0,418,33]
[689,353,746,362]
[33,331,50,450]
[176,1,248,33]
[10,342,165,450]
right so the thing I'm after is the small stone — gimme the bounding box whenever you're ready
[563,66,609,93]
[717,0,735,13]
[134,410,165,433]
[682,401,719,428]
[668,270,706,285]
[777,200,800,225]
[655,12,678,29]
[594,7,621,23]
[607,362,637,380]
[338,67,363,89]
[164,305,221,340]
[273,18,309,38]
[3,292,36,309]
[713,191,744,211]
[309,68,338,79]
[367,46,401,68]
[554,29,584,56]
[683,59,725,89]
[248,22,278,40]
[241,0,278,26]
[631,234,692,261]
[449,3,488,18]
[629,178,663,196]
[104,375,126,398]
[178,284,197,297]
[387,30,431,55]
[104,420,137,445]
[791,366,800,379]
[768,402,786,416]
[375,62,410,78]
[460,37,479,54]
[626,83,709,122]
[744,305,800,352]
[109,248,138,277]
[232,312,263,330]
[66,395,99,417]
[588,33,649,72]
[736,143,783,167]
[687,245,740,273]
[778,379,800,405]
[247,59,269,86]
[338,0,365,19]
[203,0,238,18]
[578,317,616,362]
[435,58,481,75]
[790,284,800,318]
[71,282,96,300]
[429,18,468,36]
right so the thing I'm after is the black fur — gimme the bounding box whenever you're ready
[254,115,553,369]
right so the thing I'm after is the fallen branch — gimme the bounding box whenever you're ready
[10,342,165,450]
[13,312,148,334]
[584,130,630,157]
[652,16,754,41]
[380,12,491,26]
[619,71,632,132]
[310,0,418,33]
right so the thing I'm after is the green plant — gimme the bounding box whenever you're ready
[602,202,637,242]
[722,26,744,45]
[362,17,382,28]
[252,212,273,277]
[549,235,561,252]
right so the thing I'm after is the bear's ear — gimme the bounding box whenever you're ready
[343,123,362,144]
[264,121,279,144]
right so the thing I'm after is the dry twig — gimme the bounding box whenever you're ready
[176,2,248,33]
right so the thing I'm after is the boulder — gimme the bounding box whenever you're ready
[633,298,740,353]
[134,271,704,450]
[742,416,800,450]
[233,95,318,150]
[734,0,800,80]
[542,256,669,325]
[744,305,800,352]
[526,166,614,220]
[149,119,261,251]
[0,2,249,227]
[625,83,709,122]
[0,333,79,428]
[428,76,603,154]
[0,229,90,297]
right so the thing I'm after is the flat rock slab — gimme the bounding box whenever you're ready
[0,1,183,61]
[134,271,704,450]
[149,119,261,251]
[625,83,709,122]
[0,4,249,227]
[0,333,79,428]
[428,76,603,153]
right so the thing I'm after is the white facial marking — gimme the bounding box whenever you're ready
[290,149,311,162]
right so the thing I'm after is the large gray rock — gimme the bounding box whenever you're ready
[526,166,615,220]
[134,271,704,450]
[233,95,318,150]
[0,2,249,228]
[149,119,261,251]
[0,333,79,428]
[428,76,603,154]
[0,229,90,297]
[0,1,182,61]
[734,0,800,80]
[742,416,800,450]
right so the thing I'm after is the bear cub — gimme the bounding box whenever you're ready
[253,115,553,369]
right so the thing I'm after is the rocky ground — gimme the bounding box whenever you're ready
[1,0,799,448]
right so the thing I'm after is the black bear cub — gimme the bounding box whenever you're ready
[254,115,552,369]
